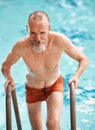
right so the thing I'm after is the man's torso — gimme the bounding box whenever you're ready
[17,32,64,88]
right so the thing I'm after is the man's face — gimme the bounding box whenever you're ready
[27,19,50,53]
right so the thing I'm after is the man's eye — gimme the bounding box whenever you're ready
[29,31,35,35]
[40,32,45,34]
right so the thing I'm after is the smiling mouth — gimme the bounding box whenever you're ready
[31,40,47,53]
[32,40,46,46]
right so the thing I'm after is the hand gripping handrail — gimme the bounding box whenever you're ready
[6,84,22,130]
[70,82,76,130]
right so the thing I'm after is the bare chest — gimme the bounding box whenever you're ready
[22,48,61,73]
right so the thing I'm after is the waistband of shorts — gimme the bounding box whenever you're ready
[25,76,63,90]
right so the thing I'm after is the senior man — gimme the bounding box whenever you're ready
[1,11,88,130]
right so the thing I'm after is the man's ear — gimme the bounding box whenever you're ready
[26,25,28,31]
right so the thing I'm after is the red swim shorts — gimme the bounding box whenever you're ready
[25,76,64,103]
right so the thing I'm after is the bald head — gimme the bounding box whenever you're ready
[28,11,50,26]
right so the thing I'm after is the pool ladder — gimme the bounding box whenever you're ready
[70,82,76,130]
[6,83,76,130]
[6,84,22,130]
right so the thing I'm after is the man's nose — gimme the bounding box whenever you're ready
[35,34,40,41]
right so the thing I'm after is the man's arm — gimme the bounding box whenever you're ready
[58,34,89,88]
[1,42,21,90]
[68,54,88,88]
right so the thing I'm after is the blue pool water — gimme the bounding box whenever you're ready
[0,0,95,130]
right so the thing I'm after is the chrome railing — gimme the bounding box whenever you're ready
[6,82,76,130]
[70,82,76,130]
[6,84,22,130]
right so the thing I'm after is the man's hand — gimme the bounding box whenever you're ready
[4,77,15,92]
[68,75,79,89]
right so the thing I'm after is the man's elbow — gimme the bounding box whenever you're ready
[83,56,89,68]
[1,62,8,74]
[78,56,89,68]
[1,63,5,74]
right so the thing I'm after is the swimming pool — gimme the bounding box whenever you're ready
[0,0,95,129]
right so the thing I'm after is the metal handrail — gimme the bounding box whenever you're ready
[6,84,12,130]
[70,82,76,130]
[12,88,22,130]
[6,84,22,130]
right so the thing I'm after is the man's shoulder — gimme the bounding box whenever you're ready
[16,35,29,44]
[50,31,60,36]
[50,31,68,44]
[50,31,71,51]
[11,35,29,52]
[50,31,66,40]
[11,35,30,56]
[14,35,29,47]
